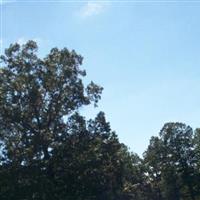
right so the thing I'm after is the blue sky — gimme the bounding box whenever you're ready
[1,0,200,155]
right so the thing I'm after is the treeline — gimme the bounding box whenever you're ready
[0,41,199,200]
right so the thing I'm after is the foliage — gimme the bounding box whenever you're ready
[0,41,199,200]
[0,41,140,200]
[143,123,200,200]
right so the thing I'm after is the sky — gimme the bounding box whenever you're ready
[1,0,200,156]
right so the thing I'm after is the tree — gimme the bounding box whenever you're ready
[160,123,196,200]
[0,41,103,165]
[193,129,200,198]
[0,41,142,200]
[143,136,163,200]
[1,40,199,200]
[0,41,100,199]
[144,123,198,200]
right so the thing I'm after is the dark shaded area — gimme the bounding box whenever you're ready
[0,41,199,200]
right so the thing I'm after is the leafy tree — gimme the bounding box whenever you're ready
[0,41,142,200]
[194,129,200,172]
[1,40,199,200]
[143,136,163,200]
[0,41,103,165]
[193,128,200,198]
[160,123,196,200]
[144,123,198,200]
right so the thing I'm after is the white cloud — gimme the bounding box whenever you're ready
[79,1,109,18]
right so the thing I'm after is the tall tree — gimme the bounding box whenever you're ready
[160,123,196,200]
[144,123,198,200]
[0,41,103,199]
[143,136,163,200]
[0,41,103,166]
[0,41,141,200]
[194,128,200,198]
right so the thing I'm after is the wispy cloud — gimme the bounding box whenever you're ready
[79,1,109,18]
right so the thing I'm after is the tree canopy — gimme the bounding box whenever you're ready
[0,41,199,200]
